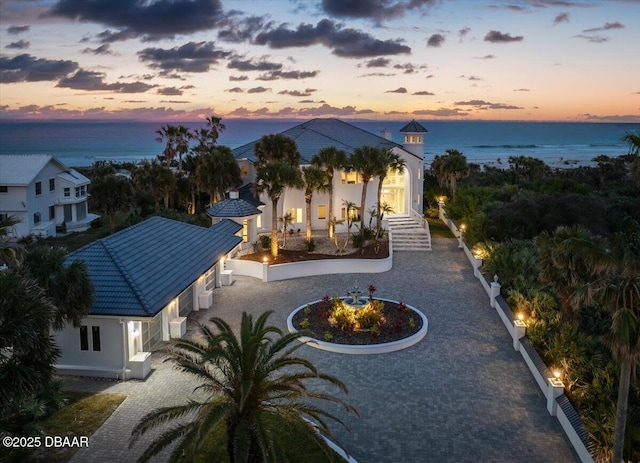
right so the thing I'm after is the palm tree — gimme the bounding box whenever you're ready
[440,149,469,199]
[301,165,330,240]
[350,146,384,227]
[130,311,357,463]
[174,125,192,173]
[621,130,640,155]
[22,246,94,330]
[571,218,640,463]
[622,131,640,191]
[196,146,242,206]
[341,200,358,253]
[151,160,177,210]
[89,174,134,233]
[535,224,602,319]
[374,150,405,234]
[255,162,302,257]
[279,212,294,249]
[156,125,179,167]
[254,134,302,257]
[311,147,348,239]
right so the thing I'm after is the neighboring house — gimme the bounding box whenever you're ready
[232,118,426,234]
[55,216,242,380]
[0,154,99,238]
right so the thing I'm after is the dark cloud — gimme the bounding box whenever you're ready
[474,54,495,60]
[393,62,427,74]
[56,69,156,93]
[299,99,326,104]
[0,54,78,83]
[229,75,248,81]
[8,25,30,35]
[138,41,231,73]
[413,108,468,117]
[320,0,437,21]
[82,44,114,55]
[95,29,139,43]
[553,12,569,24]
[358,72,396,77]
[427,33,445,47]
[157,87,183,96]
[484,30,524,43]
[247,86,269,93]
[365,57,391,68]
[573,34,608,43]
[459,75,482,81]
[579,113,640,123]
[256,70,319,80]
[386,87,407,93]
[217,15,271,43]
[278,88,316,97]
[5,40,30,50]
[50,0,227,41]
[227,58,282,72]
[458,27,470,41]
[254,19,411,58]
[455,100,523,110]
[583,21,624,33]
[413,90,434,95]
[159,100,189,103]
[226,87,244,93]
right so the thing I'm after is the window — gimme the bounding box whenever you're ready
[35,182,42,196]
[64,187,70,197]
[241,165,248,176]
[256,214,261,228]
[80,326,88,351]
[92,326,101,351]
[49,178,55,191]
[75,187,80,197]
[317,205,327,220]
[289,208,302,224]
[418,169,421,180]
[341,171,361,184]
[242,219,248,243]
[33,212,41,224]
[49,206,55,221]
[0,186,7,193]
[341,206,360,222]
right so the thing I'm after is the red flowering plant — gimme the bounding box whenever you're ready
[368,284,376,301]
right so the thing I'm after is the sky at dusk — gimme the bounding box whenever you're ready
[0,0,639,122]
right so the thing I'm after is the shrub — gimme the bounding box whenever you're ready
[259,235,271,249]
[329,304,356,331]
[300,318,310,329]
[351,232,366,248]
[355,300,384,329]
[304,305,312,315]
[304,238,316,252]
[323,331,333,341]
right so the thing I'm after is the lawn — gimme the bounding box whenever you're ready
[427,217,456,238]
[23,391,127,463]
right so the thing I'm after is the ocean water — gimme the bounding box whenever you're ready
[0,119,637,168]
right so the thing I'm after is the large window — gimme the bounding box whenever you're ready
[288,208,302,224]
[341,171,361,184]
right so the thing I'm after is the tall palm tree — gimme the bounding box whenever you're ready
[150,160,177,210]
[156,125,179,168]
[174,125,192,173]
[374,150,405,233]
[341,200,358,253]
[255,162,302,257]
[440,149,469,199]
[621,130,640,156]
[196,146,242,206]
[254,134,301,257]
[622,131,640,191]
[350,146,384,226]
[301,165,330,240]
[571,218,640,463]
[130,311,357,463]
[311,147,348,238]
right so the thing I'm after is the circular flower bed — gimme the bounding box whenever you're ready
[289,295,425,348]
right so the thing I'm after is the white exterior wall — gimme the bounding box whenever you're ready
[0,185,29,237]
[54,317,125,379]
[25,162,61,237]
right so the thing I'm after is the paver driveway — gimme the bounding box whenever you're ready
[64,238,577,463]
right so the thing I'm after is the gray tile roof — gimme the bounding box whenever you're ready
[65,216,242,317]
[0,154,59,185]
[206,198,261,218]
[210,219,243,234]
[400,119,428,133]
[232,118,404,164]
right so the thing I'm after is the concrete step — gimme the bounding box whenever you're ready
[388,216,432,251]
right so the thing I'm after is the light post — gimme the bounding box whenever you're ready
[458,224,466,249]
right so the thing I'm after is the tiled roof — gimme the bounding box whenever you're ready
[210,219,243,235]
[238,183,263,207]
[232,118,403,163]
[206,198,261,218]
[0,154,66,185]
[400,119,428,133]
[65,216,242,317]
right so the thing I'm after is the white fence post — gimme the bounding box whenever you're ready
[490,275,501,308]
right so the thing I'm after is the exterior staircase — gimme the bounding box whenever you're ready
[387,215,432,252]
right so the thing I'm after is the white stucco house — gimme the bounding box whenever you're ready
[231,118,427,235]
[55,216,242,380]
[0,154,99,238]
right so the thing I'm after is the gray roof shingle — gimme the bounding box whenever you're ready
[66,216,242,317]
[210,219,243,234]
[206,198,261,218]
[232,118,405,163]
[400,119,428,133]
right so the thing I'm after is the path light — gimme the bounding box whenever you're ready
[553,369,562,379]
[517,312,525,321]
[458,224,466,249]
[263,256,269,264]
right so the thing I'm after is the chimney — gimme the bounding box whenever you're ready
[229,189,239,199]
[380,128,392,141]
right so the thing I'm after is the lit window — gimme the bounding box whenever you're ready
[341,171,361,184]
[296,208,302,223]
[35,182,42,196]
[418,170,421,180]
[317,205,326,220]
[241,165,248,176]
